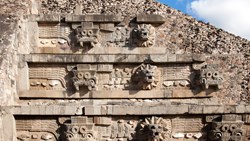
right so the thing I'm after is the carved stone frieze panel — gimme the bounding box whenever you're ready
[18,58,224,98]
[16,116,211,141]
[26,14,166,54]
[29,66,67,90]
[16,118,59,141]
[15,115,250,141]
[63,116,97,141]
[38,23,71,52]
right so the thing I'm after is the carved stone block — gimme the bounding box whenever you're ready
[208,115,244,141]
[200,65,223,89]
[133,24,155,47]
[131,64,159,90]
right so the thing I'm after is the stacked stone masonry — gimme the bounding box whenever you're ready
[0,0,249,141]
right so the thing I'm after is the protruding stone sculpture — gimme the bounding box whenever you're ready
[131,64,159,90]
[64,117,96,141]
[200,65,223,89]
[71,64,97,91]
[72,70,97,91]
[208,115,244,141]
[75,26,99,48]
[137,117,171,141]
[133,24,155,47]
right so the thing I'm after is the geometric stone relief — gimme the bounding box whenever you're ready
[70,64,97,91]
[31,14,123,53]
[14,115,250,141]
[29,66,67,90]
[20,61,223,98]
[171,117,205,140]
[207,115,244,141]
[199,64,223,90]
[38,23,71,51]
[74,22,100,49]
[27,14,165,54]
[63,116,97,141]
[16,118,59,141]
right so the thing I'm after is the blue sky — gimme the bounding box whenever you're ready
[156,0,250,40]
[157,0,191,14]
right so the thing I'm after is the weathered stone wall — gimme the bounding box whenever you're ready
[38,0,249,103]
[0,0,249,140]
[0,16,19,106]
[0,1,30,140]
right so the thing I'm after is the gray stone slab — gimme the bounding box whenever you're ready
[188,105,203,114]
[27,14,62,22]
[65,15,123,23]
[224,105,236,114]
[245,105,250,113]
[136,14,165,24]
[236,105,246,113]
[84,106,102,115]
[203,105,224,114]
[20,54,202,63]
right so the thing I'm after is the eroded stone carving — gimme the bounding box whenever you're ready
[71,65,97,91]
[131,64,159,90]
[74,24,100,48]
[208,115,244,141]
[39,24,71,44]
[136,116,171,141]
[64,116,96,141]
[200,65,223,89]
[29,67,67,90]
[133,24,155,47]
[16,119,59,141]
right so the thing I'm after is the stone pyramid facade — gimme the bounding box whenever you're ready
[0,0,249,140]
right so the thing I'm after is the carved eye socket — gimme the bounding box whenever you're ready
[71,126,80,133]
[150,125,156,129]
[213,72,219,78]
[221,124,230,132]
[84,72,91,79]
[79,126,86,134]
[87,30,93,36]
[206,72,212,78]
[230,124,237,132]
[66,133,74,139]
[81,30,87,36]
[86,133,93,139]
[77,72,84,79]
[215,132,222,138]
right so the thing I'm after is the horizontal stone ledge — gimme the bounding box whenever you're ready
[19,89,210,99]
[26,14,123,23]
[136,14,165,24]
[8,104,248,115]
[12,105,83,115]
[26,14,62,22]
[85,104,247,115]
[19,54,205,63]
[65,15,123,23]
